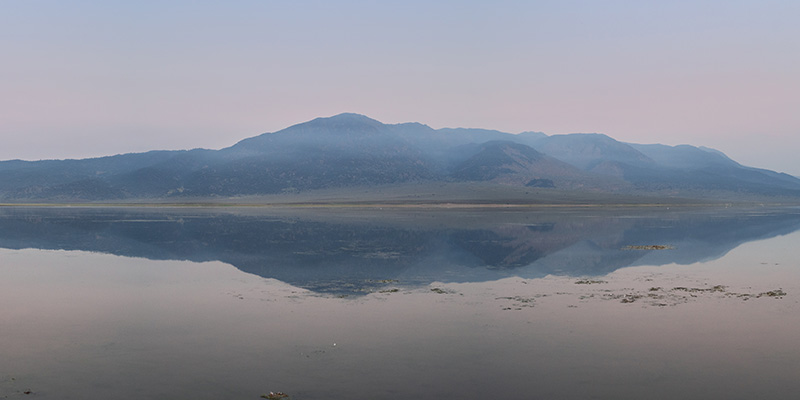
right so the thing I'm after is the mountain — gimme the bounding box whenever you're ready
[533,133,656,171]
[449,141,621,189]
[1,113,799,202]
[179,114,435,196]
[631,143,738,169]
[621,143,800,195]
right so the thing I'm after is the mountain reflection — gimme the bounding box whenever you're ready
[1,206,799,295]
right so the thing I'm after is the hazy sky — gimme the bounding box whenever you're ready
[2,1,799,175]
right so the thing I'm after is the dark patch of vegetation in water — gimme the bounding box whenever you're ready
[672,285,726,293]
[623,245,675,250]
[262,392,289,399]
[575,279,607,285]
[757,289,786,298]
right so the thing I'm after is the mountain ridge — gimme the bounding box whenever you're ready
[1,113,799,203]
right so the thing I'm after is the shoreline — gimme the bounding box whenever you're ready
[0,201,772,209]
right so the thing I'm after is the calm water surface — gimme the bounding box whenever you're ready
[1,206,799,399]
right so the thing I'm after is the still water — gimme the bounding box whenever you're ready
[1,206,799,399]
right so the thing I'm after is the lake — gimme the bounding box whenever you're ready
[1,206,799,399]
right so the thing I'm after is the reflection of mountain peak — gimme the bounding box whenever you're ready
[1,208,799,295]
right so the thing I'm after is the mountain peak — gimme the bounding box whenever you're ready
[274,113,385,135]
[312,112,382,125]
[535,133,655,170]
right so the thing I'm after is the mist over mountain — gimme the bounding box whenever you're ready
[1,113,799,202]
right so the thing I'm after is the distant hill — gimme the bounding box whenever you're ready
[449,141,618,190]
[533,133,656,170]
[1,113,799,203]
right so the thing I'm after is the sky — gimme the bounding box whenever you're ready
[2,1,799,175]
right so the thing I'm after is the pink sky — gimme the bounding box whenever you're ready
[2,1,799,175]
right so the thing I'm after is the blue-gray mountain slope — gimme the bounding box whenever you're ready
[0,113,798,201]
